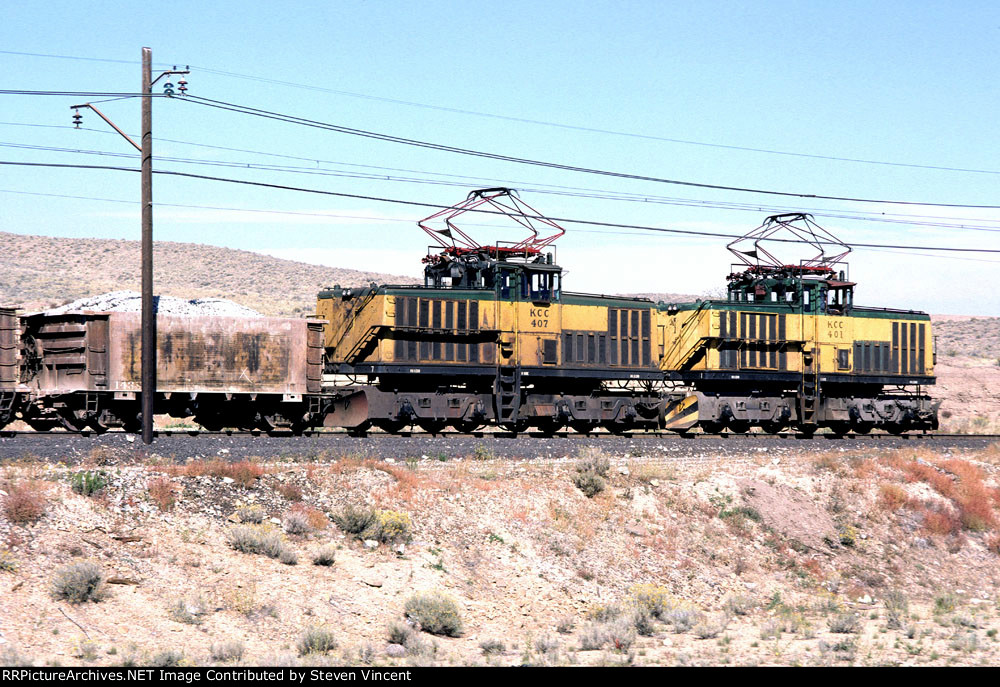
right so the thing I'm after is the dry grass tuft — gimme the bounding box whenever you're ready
[166,460,265,488]
[3,481,47,524]
[877,484,910,512]
[148,477,178,511]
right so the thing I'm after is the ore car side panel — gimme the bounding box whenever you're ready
[108,313,314,394]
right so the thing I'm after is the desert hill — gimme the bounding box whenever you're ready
[0,232,418,317]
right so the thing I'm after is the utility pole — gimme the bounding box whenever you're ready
[140,47,155,446]
[71,48,188,445]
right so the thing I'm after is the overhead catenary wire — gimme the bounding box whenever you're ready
[176,94,1000,210]
[5,49,999,178]
[6,136,1000,234]
[5,185,999,265]
[3,159,998,254]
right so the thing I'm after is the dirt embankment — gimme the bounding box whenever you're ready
[2,442,999,667]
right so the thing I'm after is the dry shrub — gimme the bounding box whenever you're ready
[812,453,840,472]
[900,457,998,532]
[283,503,327,534]
[954,481,997,532]
[902,461,955,498]
[298,626,337,656]
[52,561,106,603]
[877,484,910,512]
[852,458,883,481]
[148,477,178,511]
[223,462,266,488]
[167,460,265,488]
[3,481,47,524]
[298,504,329,531]
[404,591,464,637]
[277,483,303,502]
[801,558,826,580]
[920,504,961,536]
[331,457,421,501]
[940,460,998,531]
[282,509,312,535]
[940,458,984,484]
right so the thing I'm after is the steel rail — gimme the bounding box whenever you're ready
[1,430,997,440]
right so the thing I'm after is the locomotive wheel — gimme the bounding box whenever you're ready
[602,421,631,436]
[570,420,595,434]
[828,422,851,436]
[535,419,565,436]
[700,421,725,435]
[852,422,873,434]
[501,420,530,434]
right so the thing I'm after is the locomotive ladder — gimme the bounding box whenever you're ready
[799,347,820,428]
[493,365,522,427]
[0,391,15,421]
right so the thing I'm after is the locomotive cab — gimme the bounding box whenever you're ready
[422,247,562,303]
[726,265,854,315]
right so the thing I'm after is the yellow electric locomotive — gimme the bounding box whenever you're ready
[317,188,662,434]
[659,213,938,435]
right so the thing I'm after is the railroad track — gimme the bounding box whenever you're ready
[1,429,997,441]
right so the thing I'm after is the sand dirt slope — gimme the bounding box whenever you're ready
[2,443,999,667]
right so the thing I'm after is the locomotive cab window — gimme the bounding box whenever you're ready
[521,270,560,303]
[498,269,514,299]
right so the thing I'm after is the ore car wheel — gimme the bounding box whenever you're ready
[87,418,110,435]
[727,421,750,434]
[418,420,447,435]
[58,412,89,432]
[451,421,484,434]
[760,422,785,435]
[25,419,60,431]
[195,416,223,432]
[375,420,408,434]
[570,421,595,435]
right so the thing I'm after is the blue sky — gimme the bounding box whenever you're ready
[1,1,998,314]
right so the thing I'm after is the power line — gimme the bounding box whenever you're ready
[8,136,1000,234]
[188,65,1000,177]
[5,186,999,266]
[178,95,1000,210]
[6,48,999,178]
[0,89,165,98]
[0,49,173,67]
[4,159,998,254]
